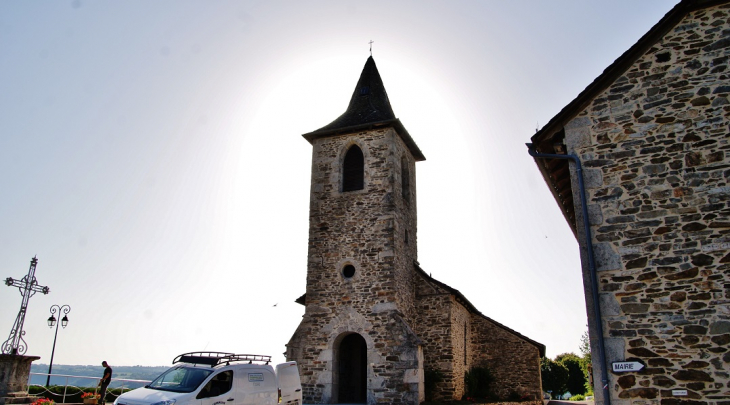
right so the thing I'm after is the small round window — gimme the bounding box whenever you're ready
[342,265,356,279]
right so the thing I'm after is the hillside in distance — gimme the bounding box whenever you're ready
[30,364,169,388]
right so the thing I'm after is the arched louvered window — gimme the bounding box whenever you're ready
[342,145,364,192]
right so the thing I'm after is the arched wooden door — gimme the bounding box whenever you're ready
[337,333,367,403]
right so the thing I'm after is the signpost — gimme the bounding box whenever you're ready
[612,361,644,372]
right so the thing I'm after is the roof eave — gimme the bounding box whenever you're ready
[533,154,579,239]
[302,118,426,161]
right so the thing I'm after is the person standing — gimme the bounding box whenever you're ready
[99,361,113,405]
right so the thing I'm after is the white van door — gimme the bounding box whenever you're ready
[197,370,235,405]
[276,362,302,405]
[239,368,277,404]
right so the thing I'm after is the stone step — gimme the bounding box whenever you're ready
[2,396,38,405]
[4,393,35,398]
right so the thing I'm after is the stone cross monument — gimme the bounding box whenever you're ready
[1,257,50,405]
[3,256,50,355]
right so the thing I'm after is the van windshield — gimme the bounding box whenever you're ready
[148,366,213,393]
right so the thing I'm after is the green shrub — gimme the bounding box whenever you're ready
[464,365,494,400]
[570,394,586,401]
[28,386,88,403]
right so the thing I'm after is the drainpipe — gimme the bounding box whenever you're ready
[526,143,611,405]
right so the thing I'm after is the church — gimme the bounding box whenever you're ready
[286,56,544,404]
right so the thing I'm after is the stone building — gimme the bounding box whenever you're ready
[287,56,544,404]
[528,1,730,405]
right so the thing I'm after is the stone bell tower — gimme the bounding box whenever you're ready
[287,56,426,404]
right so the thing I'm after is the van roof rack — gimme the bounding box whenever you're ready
[173,352,272,366]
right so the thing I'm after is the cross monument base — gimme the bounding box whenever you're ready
[0,354,40,405]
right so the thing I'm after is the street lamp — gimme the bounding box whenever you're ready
[46,304,70,387]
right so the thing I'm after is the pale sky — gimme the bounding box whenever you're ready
[1,1,677,369]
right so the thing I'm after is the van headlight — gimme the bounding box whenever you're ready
[150,400,176,405]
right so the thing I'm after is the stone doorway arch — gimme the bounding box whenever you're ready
[336,333,367,403]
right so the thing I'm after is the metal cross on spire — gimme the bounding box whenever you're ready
[2,256,50,355]
[369,40,374,56]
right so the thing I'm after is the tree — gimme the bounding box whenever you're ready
[580,330,591,359]
[580,330,594,395]
[540,357,568,396]
[555,353,586,395]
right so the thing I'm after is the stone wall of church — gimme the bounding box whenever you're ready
[302,128,401,321]
[451,302,471,398]
[392,131,420,325]
[414,273,542,401]
[561,4,730,405]
[470,316,543,400]
[414,277,456,400]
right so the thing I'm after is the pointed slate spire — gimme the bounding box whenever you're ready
[314,56,396,132]
[303,56,425,161]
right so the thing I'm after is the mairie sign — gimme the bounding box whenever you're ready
[612,361,644,372]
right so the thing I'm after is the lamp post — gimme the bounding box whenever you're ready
[46,304,70,387]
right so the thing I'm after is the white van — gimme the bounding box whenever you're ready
[113,352,302,405]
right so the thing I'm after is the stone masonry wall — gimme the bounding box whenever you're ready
[414,274,455,400]
[287,127,422,404]
[563,5,730,405]
[451,302,471,399]
[393,135,420,326]
[414,272,542,401]
[470,316,543,400]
